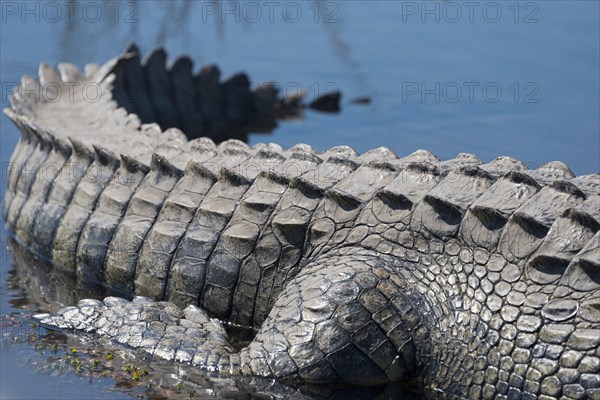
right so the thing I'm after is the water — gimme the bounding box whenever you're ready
[0,1,598,398]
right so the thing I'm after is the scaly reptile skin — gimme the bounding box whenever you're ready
[3,48,599,399]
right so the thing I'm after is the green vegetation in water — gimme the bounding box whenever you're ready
[1,314,190,398]
[124,364,149,382]
[175,381,197,398]
[0,314,220,399]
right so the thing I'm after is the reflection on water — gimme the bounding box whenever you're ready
[6,239,105,315]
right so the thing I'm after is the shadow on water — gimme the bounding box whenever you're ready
[3,240,436,400]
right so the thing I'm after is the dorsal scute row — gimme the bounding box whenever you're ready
[4,46,599,305]
[341,157,599,293]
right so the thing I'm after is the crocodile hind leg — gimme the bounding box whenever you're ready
[239,249,439,385]
[36,249,439,386]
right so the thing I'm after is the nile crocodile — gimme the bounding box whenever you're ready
[2,48,599,399]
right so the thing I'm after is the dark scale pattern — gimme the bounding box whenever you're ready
[75,153,149,285]
[52,145,120,269]
[104,153,184,297]
[3,48,600,398]
[4,119,54,232]
[12,132,71,249]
